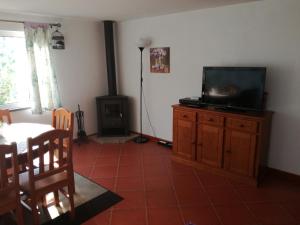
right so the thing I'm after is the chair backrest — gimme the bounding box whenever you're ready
[0,109,12,124]
[27,129,72,191]
[52,108,74,138]
[52,108,74,131]
[0,143,19,197]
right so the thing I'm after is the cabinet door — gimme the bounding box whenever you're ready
[197,124,223,167]
[175,119,196,160]
[224,130,256,177]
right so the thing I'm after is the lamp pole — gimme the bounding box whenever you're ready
[134,46,149,144]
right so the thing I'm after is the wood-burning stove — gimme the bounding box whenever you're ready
[96,95,129,136]
[96,21,130,137]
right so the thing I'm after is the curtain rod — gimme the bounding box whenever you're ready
[0,19,61,27]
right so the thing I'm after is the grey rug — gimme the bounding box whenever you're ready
[0,173,122,225]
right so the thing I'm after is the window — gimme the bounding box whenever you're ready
[0,26,30,110]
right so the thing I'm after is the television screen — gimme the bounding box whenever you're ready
[202,67,266,111]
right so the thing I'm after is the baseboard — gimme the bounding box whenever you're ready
[267,167,300,184]
[73,133,98,143]
[130,131,172,143]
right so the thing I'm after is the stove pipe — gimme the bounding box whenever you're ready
[104,20,117,96]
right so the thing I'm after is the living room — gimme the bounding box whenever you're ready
[0,0,299,224]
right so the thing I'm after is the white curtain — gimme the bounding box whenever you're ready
[24,22,61,114]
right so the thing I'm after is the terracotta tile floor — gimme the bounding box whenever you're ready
[73,141,300,225]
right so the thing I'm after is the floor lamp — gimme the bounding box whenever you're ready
[134,38,151,144]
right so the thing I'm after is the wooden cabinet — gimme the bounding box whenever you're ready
[224,130,256,176]
[197,121,223,168]
[173,109,196,160]
[172,105,273,185]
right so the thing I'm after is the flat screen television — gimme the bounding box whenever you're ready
[202,67,266,112]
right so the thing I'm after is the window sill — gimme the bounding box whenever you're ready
[0,103,31,112]
[9,106,31,112]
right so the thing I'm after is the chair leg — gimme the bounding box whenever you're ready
[15,203,24,225]
[41,196,47,208]
[54,191,60,206]
[30,198,39,225]
[68,184,75,220]
[70,170,75,194]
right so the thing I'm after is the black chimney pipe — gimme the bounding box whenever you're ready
[104,21,117,96]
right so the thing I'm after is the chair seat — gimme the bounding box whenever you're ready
[19,168,67,193]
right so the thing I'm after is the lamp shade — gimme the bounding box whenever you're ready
[137,37,151,48]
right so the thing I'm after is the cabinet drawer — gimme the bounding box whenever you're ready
[226,118,258,133]
[199,113,224,126]
[177,110,196,122]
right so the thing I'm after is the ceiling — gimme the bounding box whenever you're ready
[0,0,259,21]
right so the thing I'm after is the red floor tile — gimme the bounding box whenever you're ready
[120,143,143,155]
[144,164,169,178]
[214,204,259,225]
[93,178,115,190]
[94,156,119,166]
[181,206,221,225]
[172,174,202,189]
[111,208,146,225]
[148,207,183,225]
[247,203,296,225]
[115,190,146,209]
[146,189,177,208]
[119,155,141,166]
[175,187,210,206]
[74,166,93,178]
[118,165,143,177]
[142,145,164,156]
[90,165,117,179]
[281,201,300,222]
[116,177,144,191]
[143,155,164,166]
[145,176,173,191]
[73,140,300,225]
[161,156,172,168]
[168,162,195,176]
[235,187,273,203]
[121,148,142,156]
[97,144,120,157]
[265,185,300,203]
[196,170,232,188]
[206,187,242,205]
[73,155,95,166]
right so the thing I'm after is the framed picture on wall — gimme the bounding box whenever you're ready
[150,47,170,73]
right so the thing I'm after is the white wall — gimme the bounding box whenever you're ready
[0,13,108,136]
[117,0,300,175]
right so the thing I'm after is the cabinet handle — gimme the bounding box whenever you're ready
[191,141,196,144]
[226,150,232,153]
[183,115,187,118]
[240,124,244,128]
[208,118,214,122]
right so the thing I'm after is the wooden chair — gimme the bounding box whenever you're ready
[52,108,75,193]
[19,129,75,225]
[52,108,74,139]
[0,109,12,124]
[0,143,24,225]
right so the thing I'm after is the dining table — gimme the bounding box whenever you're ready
[0,122,54,166]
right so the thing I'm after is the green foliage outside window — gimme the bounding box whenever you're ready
[0,37,17,105]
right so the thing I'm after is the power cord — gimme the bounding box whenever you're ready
[142,88,157,139]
